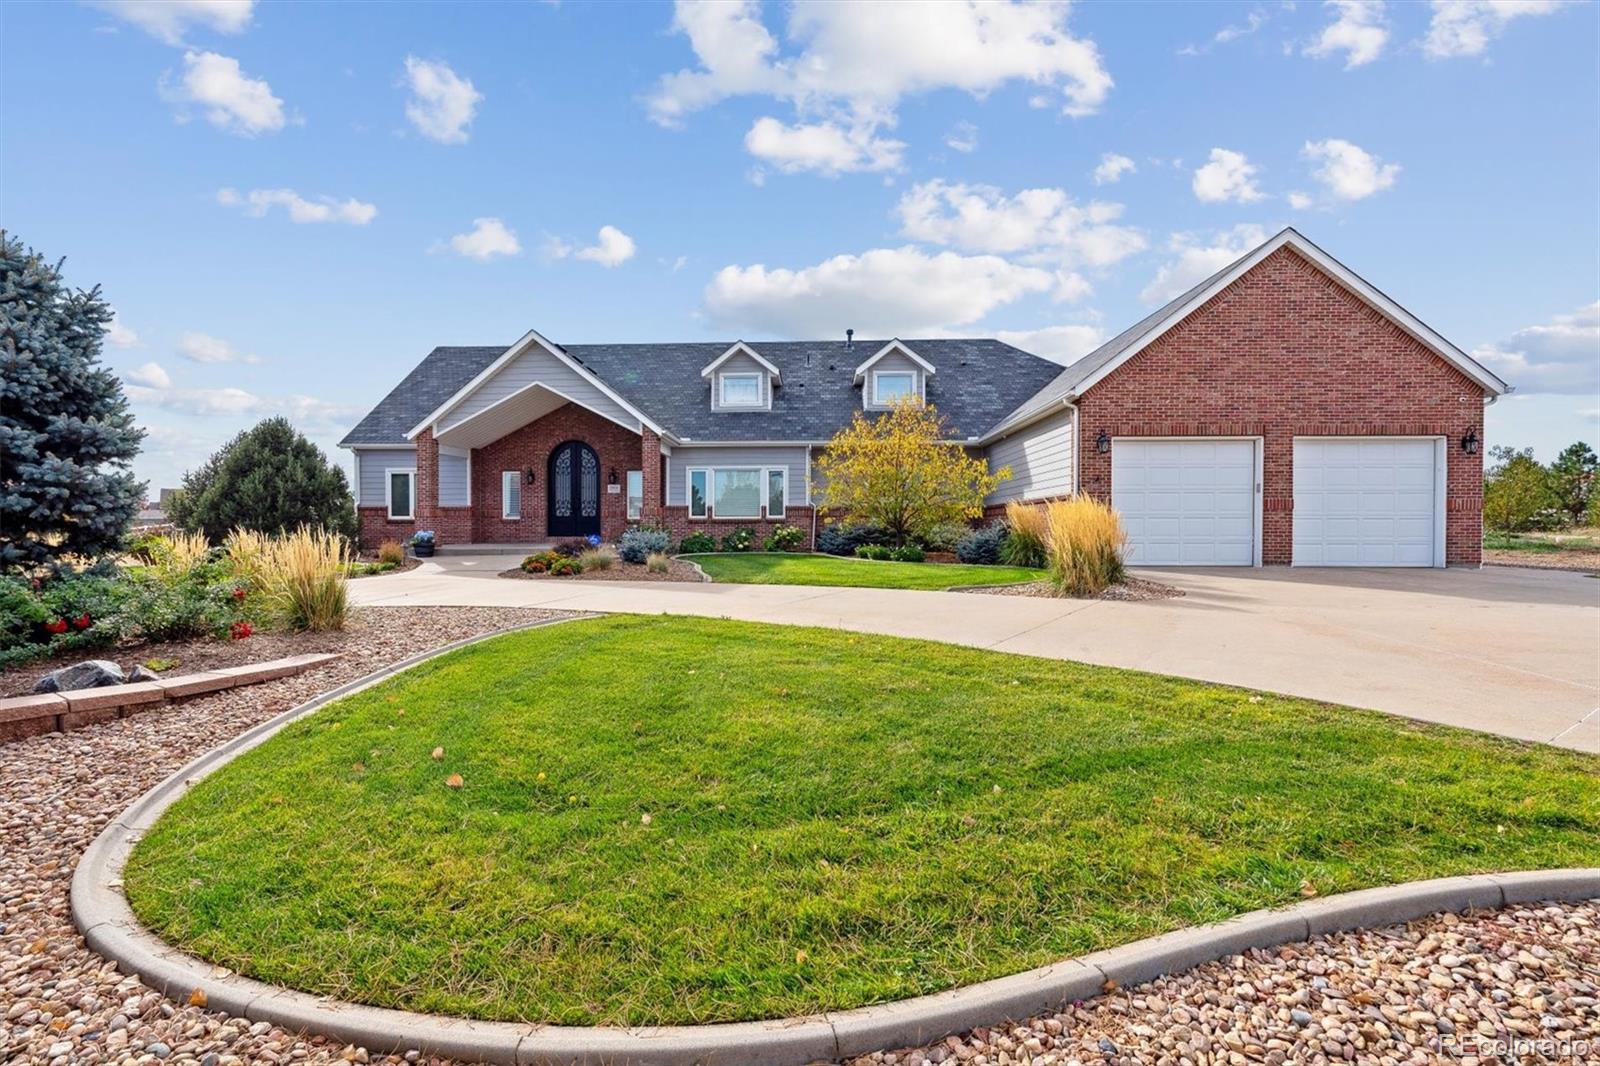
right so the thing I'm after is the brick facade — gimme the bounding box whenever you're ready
[357,507,415,552]
[660,507,817,549]
[1074,246,1486,566]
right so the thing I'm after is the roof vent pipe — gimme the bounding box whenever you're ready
[845,328,854,351]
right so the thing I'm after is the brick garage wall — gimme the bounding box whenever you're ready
[470,404,643,543]
[357,507,413,552]
[660,508,816,549]
[1075,246,1487,566]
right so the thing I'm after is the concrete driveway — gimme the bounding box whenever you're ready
[350,558,1600,753]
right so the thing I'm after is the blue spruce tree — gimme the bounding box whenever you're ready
[1,233,145,571]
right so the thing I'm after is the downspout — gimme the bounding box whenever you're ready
[806,444,817,547]
[1065,400,1080,496]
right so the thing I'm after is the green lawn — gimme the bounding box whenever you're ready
[1485,529,1600,554]
[125,616,1600,1026]
[692,551,1043,589]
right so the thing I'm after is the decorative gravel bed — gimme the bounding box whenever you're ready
[955,575,1184,601]
[497,557,705,582]
[1485,551,1600,574]
[853,902,1598,1066]
[0,606,563,1066]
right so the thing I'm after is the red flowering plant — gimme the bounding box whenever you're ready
[230,620,254,640]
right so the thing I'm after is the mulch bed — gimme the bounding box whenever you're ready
[1485,550,1600,574]
[955,575,1185,601]
[349,556,423,578]
[499,558,706,583]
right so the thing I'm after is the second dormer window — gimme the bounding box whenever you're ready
[873,370,917,405]
[720,372,762,407]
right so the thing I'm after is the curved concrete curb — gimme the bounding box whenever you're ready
[73,622,1600,1064]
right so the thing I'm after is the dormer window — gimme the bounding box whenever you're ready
[873,371,916,406]
[720,372,762,408]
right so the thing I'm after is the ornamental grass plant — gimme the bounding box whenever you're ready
[1043,495,1128,596]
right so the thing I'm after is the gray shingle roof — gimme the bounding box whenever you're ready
[341,338,1064,447]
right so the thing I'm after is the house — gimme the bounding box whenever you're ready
[341,228,1510,567]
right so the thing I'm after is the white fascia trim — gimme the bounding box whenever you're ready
[853,339,936,383]
[1069,228,1511,399]
[404,328,673,441]
[345,443,417,451]
[700,341,781,383]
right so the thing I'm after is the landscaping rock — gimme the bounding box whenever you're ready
[33,659,124,694]
[128,665,162,683]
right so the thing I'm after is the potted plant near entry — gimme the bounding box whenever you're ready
[412,530,437,558]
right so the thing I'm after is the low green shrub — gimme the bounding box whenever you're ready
[548,556,582,576]
[522,550,562,573]
[675,531,716,554]
[720,525,756,552]
[818,522,887,556]
[889,544,925,563]
[618,527,671,564]
[855,544,894,561]
[762,524,806,552]
[917,522,970,552]
[954,525,1007,565]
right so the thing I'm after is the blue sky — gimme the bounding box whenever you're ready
[5,0,1596,493]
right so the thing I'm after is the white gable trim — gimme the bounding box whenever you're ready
[852,339,936,383]
[700,341,781,383]
[404,328,671,441]
[434,378,643,444]
[1070,228,1511,399]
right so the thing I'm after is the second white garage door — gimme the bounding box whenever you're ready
[1293,438,1443,567]
[1112,439,1258,566]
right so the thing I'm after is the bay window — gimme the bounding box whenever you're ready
[685,465,792,519]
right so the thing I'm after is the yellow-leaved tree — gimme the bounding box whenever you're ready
[816,399,1010,546]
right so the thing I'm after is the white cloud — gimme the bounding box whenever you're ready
[216,186,377,224]
[1305,1,1389,69]
[1093,152,1135,185]
[995,324,1106,364]
[1581,408,1600,423]
[575,225,637,267]
[1423,0,1567,59]
[160,50,287,135]
[1178,6,1270,55]
[1287,191,1315,210]
[704,246,1055,337]
[402,56,482,144]
[1302,138,1400,200]
[125,362,171,389]
[177,330,260,364]
[1139,224,1268,305]
[895,179,1145,268]
[1471,301,1600,394]
[441,218,521,260]
[1192,148,1265,204]
[650,1,1112,121]
[744,116,904,175]
[89,0,253,45]
[944,121,978,153]
[126,384,361,429]
[105,309,142,349]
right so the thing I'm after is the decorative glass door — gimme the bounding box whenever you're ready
[547,441,601,537]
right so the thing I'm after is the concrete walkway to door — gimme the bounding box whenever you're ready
[350,556,1600,753]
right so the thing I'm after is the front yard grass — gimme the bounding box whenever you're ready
[1485,529,1600,554]
[125,616,1600,1026]
[691,551,1043,589]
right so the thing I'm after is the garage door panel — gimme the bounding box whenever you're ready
[1113,439,1257,567]
[1293,438,1440,568]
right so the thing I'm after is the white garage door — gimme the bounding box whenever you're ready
[1293,438,1442,567]
[1112,439,1257,566]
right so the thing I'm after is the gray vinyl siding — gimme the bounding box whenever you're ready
[863,350,925,410]
[436,345,636,434]
[710,352,772,411]
[668,446,811,508]
[438,451,470,507]
[355,448,417,507]
[985,408,1076,505]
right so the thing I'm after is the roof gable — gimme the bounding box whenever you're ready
[853,339,936,382]
[701,341,781,382]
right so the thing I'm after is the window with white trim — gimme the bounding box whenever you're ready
[502,471,521,520]
[626,470,643,520]
[767,468,786,517]
[386,469,415,520]
[713,468,763,518]
[688,469,709,519]
[873,371,916,405]
[719,372,762,408]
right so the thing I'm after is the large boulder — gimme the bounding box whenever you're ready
[34,659,126,694]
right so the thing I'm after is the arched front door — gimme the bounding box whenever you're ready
[547,440,601,538]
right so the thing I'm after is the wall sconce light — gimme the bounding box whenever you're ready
[524,467,537,485]
[608,467,619,486]
[1095,430,1111,454]
[1461,428,1479,455]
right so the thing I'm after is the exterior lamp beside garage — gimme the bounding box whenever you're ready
[1096,430,1111,454]
[1461,428,1479,455]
